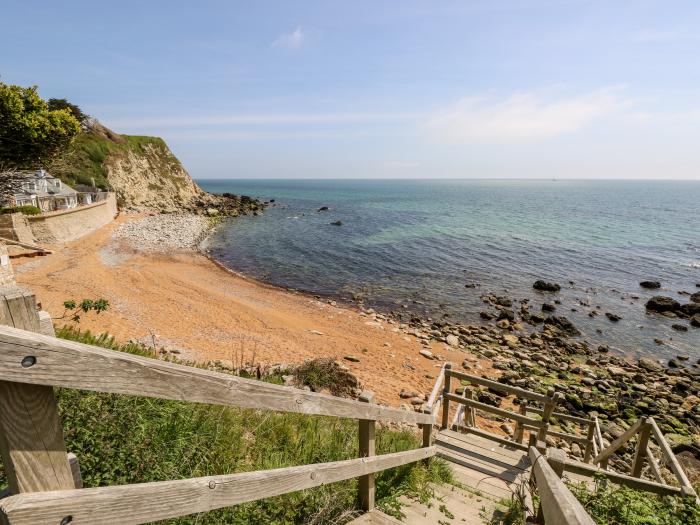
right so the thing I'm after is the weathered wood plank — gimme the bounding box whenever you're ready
[446,370,551,404]
[425,365,445,410]
[441,364,452,429]
[631,419,651,478]
[461,426,529,452]
[525,406,593,426]
[521,424,589,445]
[529,447,596,525]
[444,393,544,427]
[645,447,663,484]
[649,418,696,497]
[358,393,376,512]
[0,325,432,426]
[562,456,682,496]
[0,447,436,525]
[0,288,74,494]
[592,418,643,465]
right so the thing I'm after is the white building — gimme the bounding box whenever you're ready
[10,170,79,212]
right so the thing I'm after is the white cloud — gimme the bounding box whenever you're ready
[426,89,630,143]
[272,26,305,49]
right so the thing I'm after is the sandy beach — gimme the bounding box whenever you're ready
[13,215,487,407]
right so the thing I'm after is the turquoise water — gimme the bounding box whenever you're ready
[199,179,700,360]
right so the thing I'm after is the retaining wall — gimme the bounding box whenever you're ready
[27,193,117,244]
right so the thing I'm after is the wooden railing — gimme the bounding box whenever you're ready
[0,315,437,523]
[590,416,698,499]
[439,366,597,460]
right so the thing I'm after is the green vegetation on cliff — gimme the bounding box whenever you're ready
[52,128,170,191]
[0,327,449,524]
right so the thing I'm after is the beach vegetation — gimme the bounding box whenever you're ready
[54,298,110,323]
[293,356,361,397]
[568,475,700,524]
[0,326,451,524]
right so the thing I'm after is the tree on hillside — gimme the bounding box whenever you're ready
[48,98,89,126]
[0,83,81,168]
[0,83,82,205]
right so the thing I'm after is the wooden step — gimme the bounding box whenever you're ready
[347,509,403,524]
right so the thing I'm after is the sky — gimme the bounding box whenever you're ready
[2,0,700,179]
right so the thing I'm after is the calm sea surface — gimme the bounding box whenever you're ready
[198,179,700,361]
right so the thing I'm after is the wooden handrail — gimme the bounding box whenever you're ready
[562,456,685,497]
[425,364,445,411]
[0,325,432,426]
[525,405,593,426]
[443,392,545,427]
[0,447,436,525]
[521,424,589,445]
[592,418,643,465]
[649,418,697,498]
[445,369,552,404]
[529,447,596,525]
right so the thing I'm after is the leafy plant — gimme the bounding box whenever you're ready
[56,298,109,323]
[569,475,700,525]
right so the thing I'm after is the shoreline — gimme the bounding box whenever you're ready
[12,213,700,458]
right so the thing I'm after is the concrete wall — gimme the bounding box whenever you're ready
[0,213,36,245]
[27,193,117,244]
[0,244,14,286]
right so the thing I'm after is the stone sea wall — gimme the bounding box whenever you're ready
[27,193,118,244]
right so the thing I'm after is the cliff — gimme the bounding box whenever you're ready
[53,123,262,215]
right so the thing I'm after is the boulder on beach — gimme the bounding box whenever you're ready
[645,296,680,313]
[639,281,661,289]
[638,356,663,372]
[544,315,581,336]
[533,280,561,292]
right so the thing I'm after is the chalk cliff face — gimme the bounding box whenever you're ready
[56,123,262,215]
[103,139,205,213]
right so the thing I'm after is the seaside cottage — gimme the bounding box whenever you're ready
[8,169,79,212]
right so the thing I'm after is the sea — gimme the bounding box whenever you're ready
[198,179,700,362]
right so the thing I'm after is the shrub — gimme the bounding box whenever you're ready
[0,205,41,215]
[293,357,362,397]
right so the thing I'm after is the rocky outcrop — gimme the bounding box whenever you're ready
[639,280,661,289]
[645,296,680,313]
[57,123,263,216]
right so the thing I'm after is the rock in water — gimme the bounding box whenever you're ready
[639,281,661,289]
[690,315,700,327]
[331,220,342,226]
[544,315,581,336]
[671,323,688,332]
[533,280,561,292]
[679,303,700,316]
[691,292,700,303]
[317,206,329,212]
[605,312,622,322]
[645,296,680,313]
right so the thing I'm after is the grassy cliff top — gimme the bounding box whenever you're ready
[52,124,169,191]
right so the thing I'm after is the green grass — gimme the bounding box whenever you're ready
[568,476,700,525]
[51,130,178,191]
[0,326,451,524]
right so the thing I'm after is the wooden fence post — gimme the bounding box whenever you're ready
[0,285,74,494]
[583,419,595,463]
[514,399,528,443]
[537,388,558,443]
[358,391,376,511]
[631,419,652,478]
[441,364,452,430]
